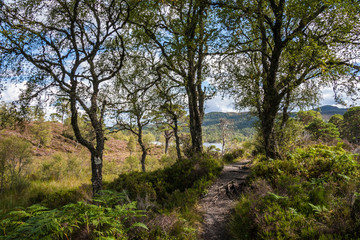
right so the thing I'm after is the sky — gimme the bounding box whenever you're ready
[1,82,352,114]
[204,87,352,113]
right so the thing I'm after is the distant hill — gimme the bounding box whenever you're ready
[203,112,256,130]
[313,105,348,120]
[203,105,349,130]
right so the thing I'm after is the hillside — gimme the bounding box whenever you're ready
[203,105,348,130]
[314,105,348,120]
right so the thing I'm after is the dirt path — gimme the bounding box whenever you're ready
[198,160,251,240]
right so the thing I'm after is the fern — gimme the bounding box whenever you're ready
[0,191,147,240]
[267,192,288,200]
[308,203,328,214]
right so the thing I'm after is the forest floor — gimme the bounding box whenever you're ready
[198,159,252,240]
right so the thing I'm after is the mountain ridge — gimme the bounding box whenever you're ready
[203,105,348,129]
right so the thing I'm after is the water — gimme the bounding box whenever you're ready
[203,142,222,149]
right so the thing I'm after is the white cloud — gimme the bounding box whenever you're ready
[319,86,360,107]
[1,82,26,102]
[204,86,357,114]
[205,95,236,113]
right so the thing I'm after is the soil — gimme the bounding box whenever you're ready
[198,159,252,240]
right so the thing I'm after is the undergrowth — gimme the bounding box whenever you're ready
[108,153,223,239]
[229,144,360,240]
[0,190,147,240]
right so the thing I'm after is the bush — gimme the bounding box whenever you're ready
[0,136,32,192]
[29,122,52,147]
[159,154,176,168]
[41,189,83,209]
[230,144,360,239]
[109,153,222,211]
[0,191,147,240]
[38,152,85,181]
[305,118,340,142]
[123,155,141,172]
[223,148,244,163]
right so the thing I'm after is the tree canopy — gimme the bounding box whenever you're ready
[1,0,360,195]
[217,0,360,158]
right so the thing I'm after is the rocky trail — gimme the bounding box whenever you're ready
[198,160,252,240]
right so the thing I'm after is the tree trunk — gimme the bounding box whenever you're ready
[164,130,172,154]
[260,93,281,160]
[187,84,204,153]
[165,137,169,154]
[91,152,103,196]
[137,130,146,172]
[221,136,226,156]
[140,143,146,172]
[173,118,182,160]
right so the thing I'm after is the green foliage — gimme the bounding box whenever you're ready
[297,110,322,125]
[223,148,244,163]
[230,144,360,239]
[273,118,305,157]
[0,136,32,191]
[342,107,360,144]
[111,131,130,141]
[159,154,176,168]
[329,114,344,130]
[62,115,95,143]
[36,189,83,209]
[37,152,85,181]
[0,191,147,240]
[143,133,155,148]
[0,102,25,130]
[109,154,222,211]
[123,156,141,172]
[29,122,52,147]
[126,135,137,156]
[305,118,340,142]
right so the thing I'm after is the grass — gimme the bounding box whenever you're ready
[229,143,360,240]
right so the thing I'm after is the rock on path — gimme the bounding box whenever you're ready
[198,160,251,240]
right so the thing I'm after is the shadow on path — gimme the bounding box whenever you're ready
[198,160,251,240]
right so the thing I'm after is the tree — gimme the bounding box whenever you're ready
[0,136,32,191]
[113,54,157,172]
[219,118,231,155]
[50,97,70,124]
[132,0,217,153]
[342,107,360,144]
[115,91,154,172]
[329,114,344,134]
[297,110,322,126]
[0,102,26,130]
[217,0,360,159]
[305,118,340,142]
[29,122,52,147]
[0,0,131,195]
[126,135,136,156]
[154,80,187,160]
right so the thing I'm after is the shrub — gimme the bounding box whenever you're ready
[159,154,176,168]
[230,144,360,239]
[0,136,32,192]
[38,152,85,181]
[127,135,137,155]
[109,153,222,211]
[143,133,156,147]
[29,122,52,147]
[223,148,244,163]
[305,118,340,142]
[111,131,130,141]
[123,155,141,172]
[0,191,147,240]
